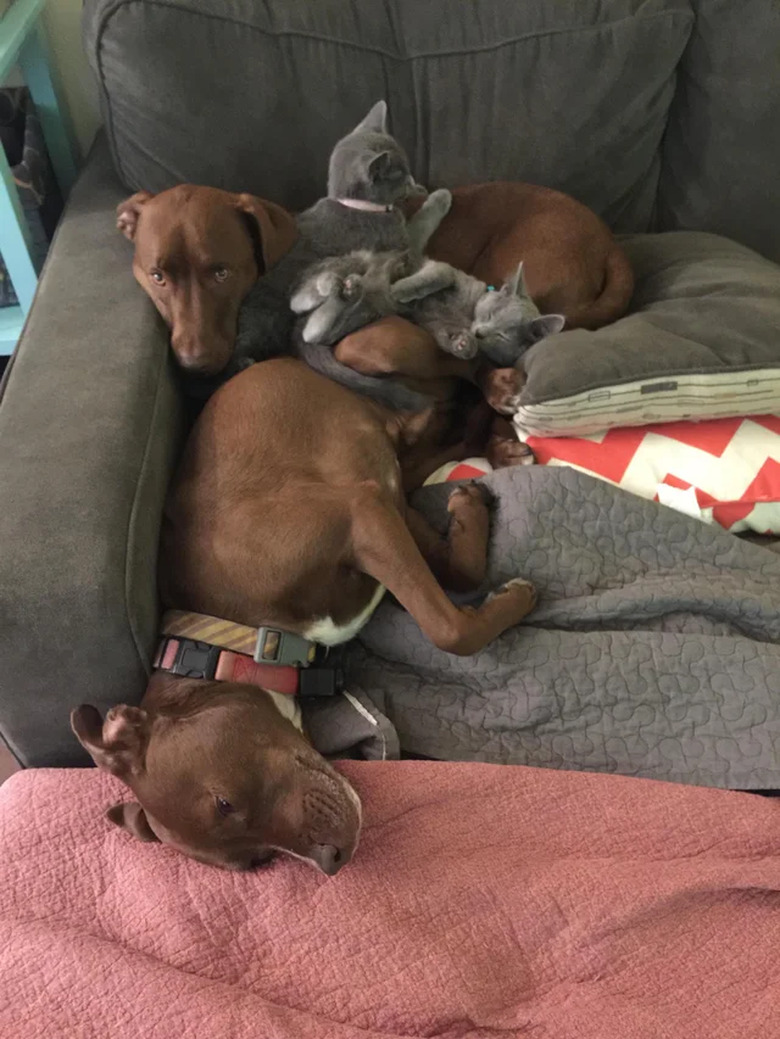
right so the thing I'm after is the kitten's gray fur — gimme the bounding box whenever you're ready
[224,100,451,411]
[293,252,565,368]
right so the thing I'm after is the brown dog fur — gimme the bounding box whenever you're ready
[73,359,536,872]
[117,185,297,374]
[423,181,634,331]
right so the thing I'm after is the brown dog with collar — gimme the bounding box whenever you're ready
[72,358,536,875]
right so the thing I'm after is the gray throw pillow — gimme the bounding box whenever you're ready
[514,232,780,437]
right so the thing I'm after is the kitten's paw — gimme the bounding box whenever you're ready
[302,308,334,344]
[290,281,323,314]
[450,331,478,359]
[428,188,452,215]
[315,272,342,298]
[342,274,364,300]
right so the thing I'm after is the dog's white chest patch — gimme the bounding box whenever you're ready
[267,690,303,731]
[303,583,386,646]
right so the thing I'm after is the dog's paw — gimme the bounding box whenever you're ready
[488,577,538,613]
[447,482,491,514]
[486,431,535,470]
[482,367,526,415]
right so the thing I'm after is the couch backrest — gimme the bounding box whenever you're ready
[83,0,780,260]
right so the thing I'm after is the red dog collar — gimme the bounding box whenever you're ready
[154,635,300,695]
[155,612,341,698]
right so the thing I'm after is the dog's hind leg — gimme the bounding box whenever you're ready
[349,488,536,655]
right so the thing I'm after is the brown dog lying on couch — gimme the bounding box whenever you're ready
[116,180,632,398]
[72,358,537,874]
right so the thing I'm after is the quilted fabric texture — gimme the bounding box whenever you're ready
[3,763,780,1038]
[521,415,780,534]
[348,465,780,788]
[516,232,780,434]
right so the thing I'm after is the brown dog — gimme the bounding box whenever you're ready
[117,185,297,374]
[424,181,634,331]
[72,359,536,872]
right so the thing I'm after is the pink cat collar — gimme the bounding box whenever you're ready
[335,198,394,213]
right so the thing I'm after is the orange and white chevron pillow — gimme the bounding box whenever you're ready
[423,458,493,486]
[520,415,780,533]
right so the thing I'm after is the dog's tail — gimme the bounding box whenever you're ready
[297,338,431,413]
[563,244,635,331]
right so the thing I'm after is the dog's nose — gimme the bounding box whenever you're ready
[172,346,225,376]
[310,843,348,876]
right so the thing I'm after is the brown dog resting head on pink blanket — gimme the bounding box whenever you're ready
[71,679,361,875]
[70,355,538,874]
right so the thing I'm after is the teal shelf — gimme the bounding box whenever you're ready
[0,0,77,357]
[0,304,24,354]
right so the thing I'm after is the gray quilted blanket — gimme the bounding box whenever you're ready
[345,466,780,789]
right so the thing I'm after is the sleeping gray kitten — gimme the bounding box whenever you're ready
[292,253,565,368]
[227,100,451,411]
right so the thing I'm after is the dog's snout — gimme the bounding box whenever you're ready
[310,843,348,876]
[171,340,228,376]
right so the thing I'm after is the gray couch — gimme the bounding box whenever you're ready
[1,0,779,768]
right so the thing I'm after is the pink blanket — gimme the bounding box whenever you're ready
[2,762,780,1038]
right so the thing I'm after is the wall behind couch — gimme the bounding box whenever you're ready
[43,0,100,160]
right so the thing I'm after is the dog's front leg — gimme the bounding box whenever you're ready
[349,488,536,655]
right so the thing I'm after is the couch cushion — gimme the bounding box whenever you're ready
[657,0,780,264]
[0,137,182,767]
[83,0,692,230]
[513,231,780,436]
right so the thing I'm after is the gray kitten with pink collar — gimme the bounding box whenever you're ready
[231,101,451,410]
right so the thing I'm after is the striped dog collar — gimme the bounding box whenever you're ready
[155,611,338,698]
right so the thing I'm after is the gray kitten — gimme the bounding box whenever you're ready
[226,101,451,411]
[292,253,565,368]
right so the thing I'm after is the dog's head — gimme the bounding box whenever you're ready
[117,185,297,376]
[71,683,360,875]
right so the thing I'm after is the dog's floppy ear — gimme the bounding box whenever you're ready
[106,802,159,843]
[70,704,150,778]
[234,193,298,273]
[116,190,154,240]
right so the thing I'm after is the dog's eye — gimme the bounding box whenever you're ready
[215,797,235,817]
[213,266,230,282]
[150,269,165,285]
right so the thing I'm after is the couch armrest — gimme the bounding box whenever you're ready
[0,135,182,767]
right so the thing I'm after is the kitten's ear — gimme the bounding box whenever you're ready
[367,151,392,182]
[504,261,527,297]
[352,100,388,135]
[530,314,566,340]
